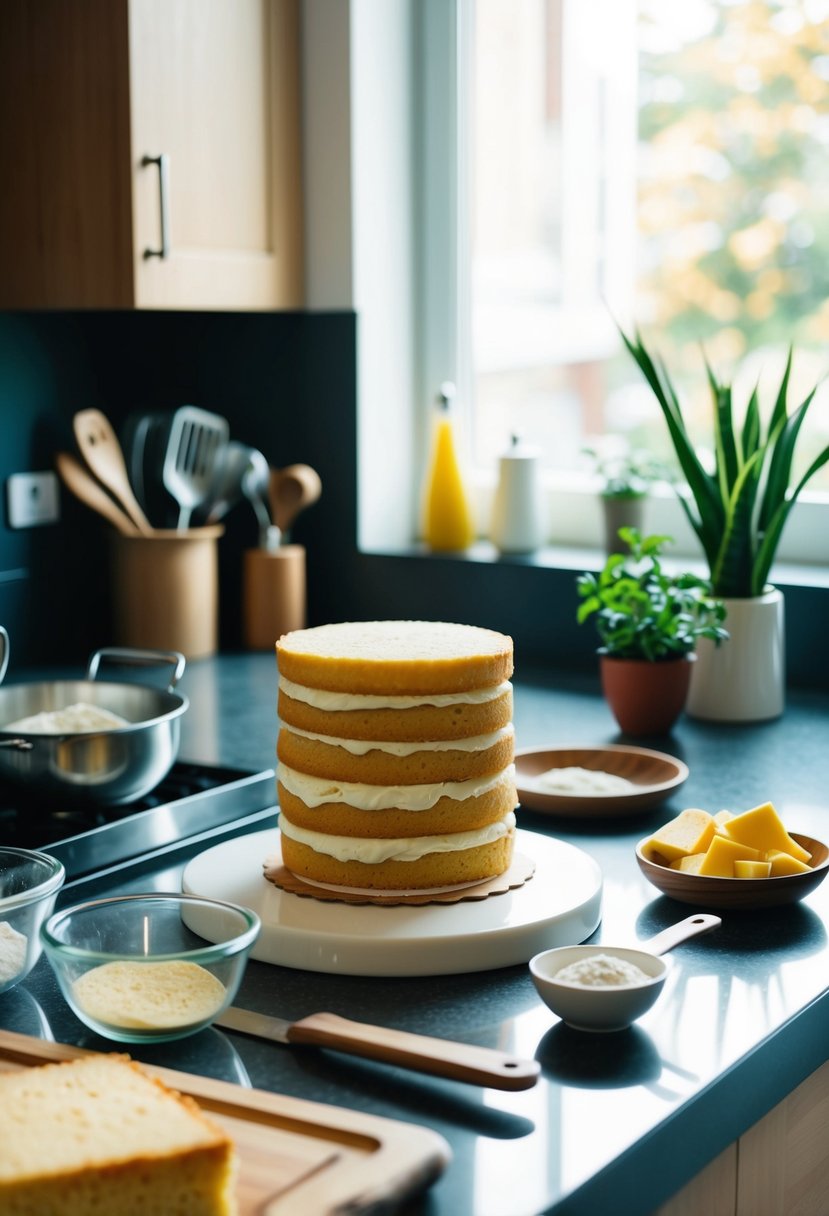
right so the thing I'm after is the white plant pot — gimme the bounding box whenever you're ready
[686,588,785,722]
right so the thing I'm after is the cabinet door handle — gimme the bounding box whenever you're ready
[141,153,171,259]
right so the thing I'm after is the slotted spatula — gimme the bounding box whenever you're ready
[162,406,229,530]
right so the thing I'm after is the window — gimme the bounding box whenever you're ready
[422,0,829,559]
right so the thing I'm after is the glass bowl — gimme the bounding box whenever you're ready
[0,847,65,995]
[41,892,260,1043]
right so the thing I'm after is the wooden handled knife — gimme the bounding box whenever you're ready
[214,1006,540,1091]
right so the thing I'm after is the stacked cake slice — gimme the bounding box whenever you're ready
[275,620,517,892]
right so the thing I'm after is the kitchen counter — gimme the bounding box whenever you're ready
[4,652,829,1215]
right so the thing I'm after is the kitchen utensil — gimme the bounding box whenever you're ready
[0,1032,450,1215]
[0,644,188,806]
[162,406,229,530]
[0,849,65,995]
[214,1004,539,1090]
[515,744,689,817]
[240,447,276,545]
[268,463,322,539]
[636,833,829,910]
[42,893,260,1043]
[72,409,153,535]
[529,913,721,1032]
[55,451,141,537]
[203,439,250,524]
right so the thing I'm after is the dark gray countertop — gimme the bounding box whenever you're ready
[4,653,829,1216]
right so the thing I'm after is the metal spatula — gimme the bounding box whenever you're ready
[162,406,229,530]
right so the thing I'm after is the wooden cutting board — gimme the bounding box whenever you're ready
[0,1030,451,1215]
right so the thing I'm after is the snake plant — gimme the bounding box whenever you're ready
[620,329,829,598]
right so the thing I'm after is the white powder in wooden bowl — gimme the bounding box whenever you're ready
[532,766,635,796]
[554,953,651,987]
[0,922,28,985]
[72,960,227,1030]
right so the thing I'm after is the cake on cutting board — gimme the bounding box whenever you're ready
[275,620,517,892]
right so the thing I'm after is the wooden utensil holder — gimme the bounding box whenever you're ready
[243,544,306,650]
[109,527,223,660]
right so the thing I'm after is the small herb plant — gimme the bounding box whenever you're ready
[577,529,728,661]
[584,441,667,500]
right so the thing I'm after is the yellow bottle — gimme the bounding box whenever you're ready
[423,382,475,551]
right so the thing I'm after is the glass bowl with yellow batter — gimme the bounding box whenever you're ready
[41,892,260,1043]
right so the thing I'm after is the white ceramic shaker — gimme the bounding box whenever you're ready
[490,434,545,553]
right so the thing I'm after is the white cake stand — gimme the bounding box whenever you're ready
[182,827,603,977]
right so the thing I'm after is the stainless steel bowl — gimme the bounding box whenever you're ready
[0,637,188,805]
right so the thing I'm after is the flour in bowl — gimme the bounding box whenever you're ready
[532,766,635,796]
[72,960,227,1030]
[0,922,28,985]
[3,703,130,734]
[554,953,651,987]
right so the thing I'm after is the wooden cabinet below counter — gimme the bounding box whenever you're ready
[0,0,303,311]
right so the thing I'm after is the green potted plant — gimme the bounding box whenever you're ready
[620,329,829,721]
[584,441,667,555]
[577,528,728,735]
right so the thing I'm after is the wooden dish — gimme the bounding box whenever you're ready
[635,833,829,910]
[515,745,689,817]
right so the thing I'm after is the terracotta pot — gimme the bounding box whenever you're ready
[599,652,696,736]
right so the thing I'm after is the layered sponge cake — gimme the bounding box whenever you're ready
[275,620,517,892]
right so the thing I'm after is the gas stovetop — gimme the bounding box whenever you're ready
[0,761,277,882]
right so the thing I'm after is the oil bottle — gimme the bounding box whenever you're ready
[423,381,475,552]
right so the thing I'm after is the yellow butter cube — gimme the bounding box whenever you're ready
[697,835,761,877]
[645,809,716,863]
[713,810,734,835]
[766,850,812,876]
[733,859,772,879]
[670,853,706,874]
[723,802,811,864]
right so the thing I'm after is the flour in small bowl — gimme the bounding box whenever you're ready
[531,766,635,796]
[554,953,651,987]
[0,922,28,985]
[72,960,227,1030]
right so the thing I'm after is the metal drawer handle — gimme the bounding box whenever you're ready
[142,153,171,259]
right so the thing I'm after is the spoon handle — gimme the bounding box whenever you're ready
[643,914,721,956]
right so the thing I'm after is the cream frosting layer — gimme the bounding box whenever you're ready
[278,810,516,863]
[277,762,515,811]
[282,723,513,756]
[279,677,512,711]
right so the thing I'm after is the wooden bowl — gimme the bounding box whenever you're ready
[635,833,829,910]
[515,745,689,818]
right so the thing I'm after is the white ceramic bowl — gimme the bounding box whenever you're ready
[0,847,65,995]
[529,943,668,1032]
[41,892,260,1043]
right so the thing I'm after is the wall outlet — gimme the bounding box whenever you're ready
[6,472,61,528]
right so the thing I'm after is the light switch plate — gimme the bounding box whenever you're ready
[6,472,61,528]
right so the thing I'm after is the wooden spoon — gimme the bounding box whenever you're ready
[269,464,322,537]
[55,451,141,536]
[73,408,153,535]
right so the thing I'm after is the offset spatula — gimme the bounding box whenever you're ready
[215,1006,540,1091]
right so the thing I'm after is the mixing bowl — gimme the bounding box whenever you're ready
[41,892,260,1042]
[0,847,65,995]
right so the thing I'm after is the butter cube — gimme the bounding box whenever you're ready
[670,853,706,874]
[734,859,772,879]
[645,809,716,863]
[697,835,761,877]
[723,802,811,864]
[766,850,812,876]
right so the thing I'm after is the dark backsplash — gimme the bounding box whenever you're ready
[0,310,356,667]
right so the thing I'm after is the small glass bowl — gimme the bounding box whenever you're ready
[41,892,260,1043]
[0,847,65,995]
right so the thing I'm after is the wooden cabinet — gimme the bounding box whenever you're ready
[655,1058,829,1216]
[0,0,303,310]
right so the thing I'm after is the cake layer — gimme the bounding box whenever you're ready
[278,677,513,742]
[276,762,514,813]
[278,814,516,891]
[276,620,513,694]
[277,724,514,785]
[277,771,517,839]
